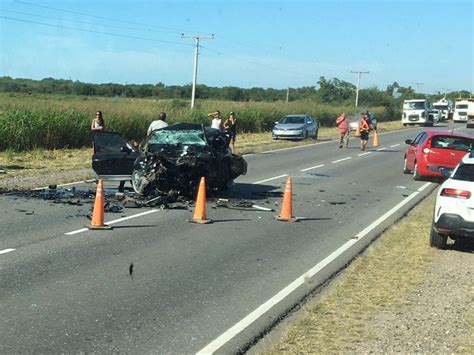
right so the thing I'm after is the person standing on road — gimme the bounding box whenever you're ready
[358,113,373,151]
[147,112,168,136]
[91,110,105,132]
[208,110,223,132]
[223,111,237,154]
[336,112,350,148]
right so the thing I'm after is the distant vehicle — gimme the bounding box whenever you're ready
[349,115,376,131]
[466,98,474,128]
[432,98,453,121]
[453,99,469,123]
[401,99,434,127]
[430,109,441,123]
[431,151,474,249]
[403,130,474,180]
[272,115,318,140]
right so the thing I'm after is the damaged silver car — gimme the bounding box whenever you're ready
[92,123,247,197]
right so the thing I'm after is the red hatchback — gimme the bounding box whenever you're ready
[403,130,474,180]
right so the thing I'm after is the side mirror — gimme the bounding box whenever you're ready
[274,121,279,125]
[405,139,413,145]
[120,146,132,154]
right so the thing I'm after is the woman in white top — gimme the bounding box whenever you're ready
[208,110,222,132]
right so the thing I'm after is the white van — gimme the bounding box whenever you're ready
[402,99,434,126]
[453,99,469,123]
[432,98,453,121]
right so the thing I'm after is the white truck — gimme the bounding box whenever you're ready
[402,99,434,127]
[453,99,469,123]
[466,98,474,128]
[432,98,453,121]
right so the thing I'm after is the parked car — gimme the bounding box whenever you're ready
[431,151,474,249]
[403,130,474,180]
[272,115,318,140]
[92,123,247,197]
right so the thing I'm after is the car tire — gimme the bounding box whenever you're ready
[413,162,421,180]
[131,168,148,195]
[429,224,447,249]
[403,157,411,174]
[304,130,308,139]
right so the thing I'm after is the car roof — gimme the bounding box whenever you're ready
[284,114,307,117]
[423,130,473,139]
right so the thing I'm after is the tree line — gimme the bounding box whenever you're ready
[0,76,470,107]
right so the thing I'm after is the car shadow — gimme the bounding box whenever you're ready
[448,238,474,253]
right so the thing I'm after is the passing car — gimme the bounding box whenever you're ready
[431,151,474,249]
[403,130,474,180]
[92,123,247,197]
[272,115,318,140]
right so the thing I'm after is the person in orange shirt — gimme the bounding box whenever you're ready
[336,112,350,148]
[358,113,373,151]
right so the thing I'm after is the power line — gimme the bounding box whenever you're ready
[0,15,194,47]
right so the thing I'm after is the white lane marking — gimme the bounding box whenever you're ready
[33,179,95,191]
[390,144,401,147]
[0,248,15,255]
[332,157,351,164]
[197,181,433,354]
[377,147,387,151]
[300,164,325,172]
[253,174,288,184]
[65,209,160,235]
[358,152,371,156]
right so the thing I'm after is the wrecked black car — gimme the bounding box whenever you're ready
[92,123,247,198]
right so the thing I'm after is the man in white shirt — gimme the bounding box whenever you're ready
[147,112,168,136]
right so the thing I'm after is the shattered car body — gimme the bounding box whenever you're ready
[92,123,247,198]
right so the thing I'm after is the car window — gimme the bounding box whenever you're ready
[149,129,207,146]
[413,132,427,145]
[281,116,305,124]
[452,163,474,182]
[93,132,131,153]
[431,136,473,151]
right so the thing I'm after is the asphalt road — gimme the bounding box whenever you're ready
[0,122,470,353]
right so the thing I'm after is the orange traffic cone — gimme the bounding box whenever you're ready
[188,177,212,224]
[372,129,379,148]
[354,126,361,138]
[276,176,298,222]
[87,179,112,230]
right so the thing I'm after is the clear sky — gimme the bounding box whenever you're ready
[0,0,472,94]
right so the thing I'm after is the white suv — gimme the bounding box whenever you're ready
[431,152,474,249]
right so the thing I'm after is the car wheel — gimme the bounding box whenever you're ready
[429,224,447,249]
[304,130,308,139]
[413,162,421,180]
[131,168,147,195]
[403,157,411,174]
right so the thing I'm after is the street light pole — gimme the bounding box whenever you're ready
[351,70,369,107]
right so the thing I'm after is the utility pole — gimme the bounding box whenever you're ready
[286,87,289,103]
[181,34,214,109]
[351,70,369,107]
[411,82,424,93]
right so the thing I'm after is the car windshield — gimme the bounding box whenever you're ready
[433,105,447,110]
[280,116,305,124]
[456,104,468,109]
[149,129,207,146]
[430,136,473,151]
[452,163,474,182]
[403,101,426,110]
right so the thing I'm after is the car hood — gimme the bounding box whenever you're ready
[274,123,304,130]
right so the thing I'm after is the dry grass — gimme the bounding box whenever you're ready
[266,195,441,353]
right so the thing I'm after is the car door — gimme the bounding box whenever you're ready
[406,132,427,169]
[92,132,140,180]
[306,116,316,137]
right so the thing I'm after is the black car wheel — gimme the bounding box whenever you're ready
[429,224,447,249]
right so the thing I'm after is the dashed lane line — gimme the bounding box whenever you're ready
[358,152,372,157]
[332,157,352,163]
[300,164,325,172]
[253,174,289,185]
[0,248,15,255]
[377,147,387,151]
[390,143,401,147]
